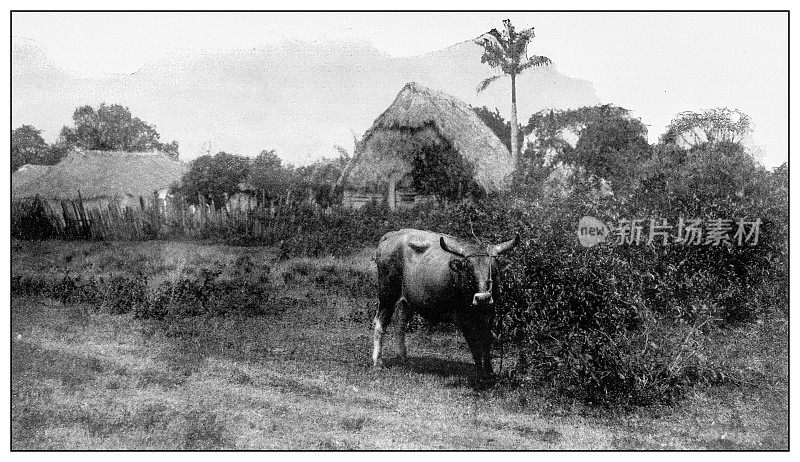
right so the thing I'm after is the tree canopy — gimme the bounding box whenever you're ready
[295,156,349,208]
[660,108,751,150]
[472,106,524,153]
[177,151,250,206]
[247,150,295,202]
[521,105,650,194]
[59,103,179,159]
[11,125,70,172]
[634,140,769,216]
[12,125,49,172]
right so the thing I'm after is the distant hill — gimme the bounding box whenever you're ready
[12,35,599,165]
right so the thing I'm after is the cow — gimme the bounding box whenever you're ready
[372,228,518,386]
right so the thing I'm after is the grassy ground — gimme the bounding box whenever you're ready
[10,240,788,450]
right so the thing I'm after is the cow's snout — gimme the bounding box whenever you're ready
[472,292,494,305]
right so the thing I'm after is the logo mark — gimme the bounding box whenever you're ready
[578,216,609,248]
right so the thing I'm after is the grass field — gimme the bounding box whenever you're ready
[11,240,788,450]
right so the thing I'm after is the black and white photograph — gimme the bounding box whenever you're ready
[7,7,790,451]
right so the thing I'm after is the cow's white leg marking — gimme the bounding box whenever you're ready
[372,317,385,368]
[396,303,409,364]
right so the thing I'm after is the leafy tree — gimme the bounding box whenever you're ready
[58,103,180,159]
[472,106,524,153]
[247,150,295,203]
[515,108,580,195]
[11,125,54,171]
[570,116,649,194]
[177,151,250,206]
[42,143,71,166]
[661,108,751,150]
[525,109,573,160]
[773,161,788,191]
[525,105,636,164]
[295,155,349,208]
[525,105,649,194]
[634,135,772,218]
[475,19,551,162]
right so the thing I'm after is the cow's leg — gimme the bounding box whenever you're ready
[372,300,396,369]
[457,312,485,379]
[374,253,402,369]
[456,310,494,387]
[477,314,495,380]
[395,300,411,365]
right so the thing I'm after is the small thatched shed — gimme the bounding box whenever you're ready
[345,82,514,210]
[12,149,186,210]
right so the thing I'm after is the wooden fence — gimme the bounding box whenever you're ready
[12,192,330,241]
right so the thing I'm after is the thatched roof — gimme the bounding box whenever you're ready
[12,164,51,194]
[12,150,186,201]
[349,82,514,192]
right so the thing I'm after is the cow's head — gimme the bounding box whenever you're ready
[440,235,518,306]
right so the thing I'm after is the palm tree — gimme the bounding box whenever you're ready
[475,19,552,163]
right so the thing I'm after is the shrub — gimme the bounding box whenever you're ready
[11,198,59,239]
[136,268,270,320]
[11,272,148,314]
[486,170,786,405]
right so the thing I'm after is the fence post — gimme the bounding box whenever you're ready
[70,200,82,237]
[153,190,160,239]
[77,189,91,238]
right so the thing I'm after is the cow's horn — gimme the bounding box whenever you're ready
[440,237,467,258]
[493,234,519,255]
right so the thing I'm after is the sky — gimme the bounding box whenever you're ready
[11,11,789,168]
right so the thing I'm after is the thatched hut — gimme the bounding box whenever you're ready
[12,149,186,213]
[344,82,514,210]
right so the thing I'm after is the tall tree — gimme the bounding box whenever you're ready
[59,103,180,160]
[475,19,551,163]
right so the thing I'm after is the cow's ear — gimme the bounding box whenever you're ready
[449,259,466,272]
[494,234,519,255]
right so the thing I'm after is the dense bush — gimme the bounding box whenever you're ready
[12,273,147,313]
[11,268,269,321]
[139,276,269,320]
[11,198,59,239]
[483,155,786,405]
